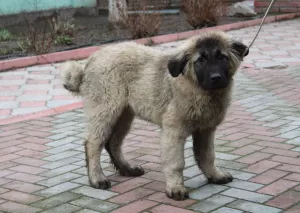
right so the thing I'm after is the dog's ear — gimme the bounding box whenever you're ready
[231,41,249,59]
[168,54,189,77]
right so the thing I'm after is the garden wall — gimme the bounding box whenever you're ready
[255,0,300,13]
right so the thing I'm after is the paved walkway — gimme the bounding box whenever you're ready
[0,19,300,213]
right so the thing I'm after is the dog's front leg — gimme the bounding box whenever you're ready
[192,129,233,184]
[161,126,188,201]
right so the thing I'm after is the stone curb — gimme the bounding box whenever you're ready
[0,102,83,126]
[0,13,299,72]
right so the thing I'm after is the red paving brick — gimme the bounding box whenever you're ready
[110,200,158,213]
[267,191,300,209]
[258,179,299,196]
[147,192,197,208]
[245,160,281,174]
[150,204,196,213]
[111,178,152,193]
[250,169,289,184]
[109,188,155,204]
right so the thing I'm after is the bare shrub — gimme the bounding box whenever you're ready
[18,13,57,54]
[53,16,75,37]
[19,12,76,54]
[181,0,225,29]
[117,0,166,39]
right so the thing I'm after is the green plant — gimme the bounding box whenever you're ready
[54,35,73,45]
[181,0,225,29]
[0,29,13,41]
[53,17,75,37]
[145,38,154,46]
[0,48,13,55]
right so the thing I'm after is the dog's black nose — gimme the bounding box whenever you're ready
[210,73,222,82]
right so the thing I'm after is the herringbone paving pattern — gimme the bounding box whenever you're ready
[1,64,300,212]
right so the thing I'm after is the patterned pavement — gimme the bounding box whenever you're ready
[0,19,300,212]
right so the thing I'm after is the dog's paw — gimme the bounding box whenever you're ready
[208,172,233,184]
[166,185,189,201]
[89,177,111,189]
[119,166,145,177]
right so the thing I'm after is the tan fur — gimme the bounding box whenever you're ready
[61,31,244,200]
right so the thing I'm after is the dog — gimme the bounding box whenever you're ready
[61,31,248,200]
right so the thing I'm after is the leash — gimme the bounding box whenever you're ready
[244,0,277,56]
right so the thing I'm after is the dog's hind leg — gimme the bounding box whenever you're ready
[192,129,233,184]
[85,100,125,190]
[105,107,145,177]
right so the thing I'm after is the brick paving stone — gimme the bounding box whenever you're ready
[143,171,165,182]
[71,197,119,212]
[0,191,43,204]
[147,192,197,208]
[184,174,207,189]
[0,201,41,213]
[150,204,195,213]
[271,156,300,166]
[222,168,256,180]
[76,210,99,213]
[72,186,118,200]
[183,165,200,178]
[189,195,235,212]
[37,173,82,187]
[258,179,299,196]
[12,157,48,167]
[39,165,80,177]
[110,200,156,213]
[109,188,155,204]
[0,188,9,194]
[221,188,272,203]
[0,178,12,185]
[211,207,243,213]
[41,157,81,169]
[189,184,228,200]
[0,170,14,177]
[31,192,81,209]
[267,190,300,209]
[34,182,80,197]
[143,181,165,192]
[225,179,264,191]
[228,200,282,213]
[250,169,289,184]
[284,173,300,182]
[6,172,46,183]
[1,181,45,193]
[237,152,272,164]
[244,160,281,174]
[284,204,300,213]
[40,203,82,213]
[9,165,48,174]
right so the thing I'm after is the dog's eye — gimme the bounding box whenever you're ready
[198,57,207,63]
[217,54,228,61]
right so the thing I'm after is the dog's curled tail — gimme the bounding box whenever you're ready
[60,61,84,95]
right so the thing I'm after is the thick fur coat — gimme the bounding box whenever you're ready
[61,31,248,200]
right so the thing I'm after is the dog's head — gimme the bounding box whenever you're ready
[168,31,248,90]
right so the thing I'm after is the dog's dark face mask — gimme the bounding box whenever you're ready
[168,36,249,91]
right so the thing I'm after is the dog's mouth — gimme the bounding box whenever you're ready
[201,81,228,91]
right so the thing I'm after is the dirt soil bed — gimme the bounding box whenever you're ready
[0,13,262,60]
